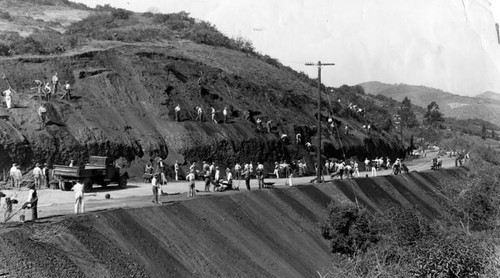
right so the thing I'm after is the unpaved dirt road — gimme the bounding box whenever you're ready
[1,152,457,221]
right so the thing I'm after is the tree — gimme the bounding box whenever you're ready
[424,101,444,127]
[400,97,419,128]
[481,124,487,140]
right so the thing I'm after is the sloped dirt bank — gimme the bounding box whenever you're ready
[0,43,403,177]
[0,168,464,277]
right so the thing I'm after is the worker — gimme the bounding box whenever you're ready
[51,72,59,95]
[305,142,312,152]
[4,197,13,222]
[223,107,228,123]
[61,81,71,100]
[174,160,179,181]
[157,157,166,185]
[174,104,181,122]
[38,103,47,128]
[211,107,217,123]
[69,159,75,167]
[33,80,43,98]
[187,170,196,197]
[151,173,160,204]
[42,163,50,188]
[3,88,12,109]
[9,163,19,188]
[72,180,85,213]
[242,164,251,191]
[23,184,37,221]
[266,120,272,133]
[33,163,42,189]
[195,106,203,121]
[296,133,301,144]
[44,82,52,100]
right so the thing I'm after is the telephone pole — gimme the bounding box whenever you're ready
[305,61,335,183]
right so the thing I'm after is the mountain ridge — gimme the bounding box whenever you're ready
[359,81,500,127]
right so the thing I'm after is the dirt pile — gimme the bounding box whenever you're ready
[0,168,466,277]
[0,41,403,176]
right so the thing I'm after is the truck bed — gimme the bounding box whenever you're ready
[53,165,100,178]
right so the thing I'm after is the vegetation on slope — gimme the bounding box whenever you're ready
[319,143,500,277]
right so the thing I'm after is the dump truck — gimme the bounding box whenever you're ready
[53,156,128,191]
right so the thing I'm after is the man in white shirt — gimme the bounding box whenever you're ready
[33,163,42,189]
[61,81,71,100]
[3,88,12,109]
[174,104,181,122]
[223,107,228,123]
[72,181,85,214]
[234,163,241,180]
[174,160,179,180]
[51,72,59,95]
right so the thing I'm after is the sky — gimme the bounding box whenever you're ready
[72,0,500,96]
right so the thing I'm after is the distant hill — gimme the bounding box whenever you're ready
[359,81,500,127]
[476,91,500,102]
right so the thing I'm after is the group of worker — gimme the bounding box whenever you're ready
[174,104,229,124]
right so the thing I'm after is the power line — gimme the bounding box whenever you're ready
[305,61,335,183]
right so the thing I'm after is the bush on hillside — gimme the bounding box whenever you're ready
[320,205,498,277]
[111,8,131,20]
[0,11,11,20]
[187,21,233,48]
[320,202,381,257]
[0,43,9,56]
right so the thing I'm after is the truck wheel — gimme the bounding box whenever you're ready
[63,181,73,191]
[118,174,128,189]
[84,177,93,191]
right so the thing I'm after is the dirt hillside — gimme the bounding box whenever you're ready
[0,168,467,277]
[0,40,403,177]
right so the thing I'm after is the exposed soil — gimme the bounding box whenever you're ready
[0,40,403,179]
[0,167,467,277]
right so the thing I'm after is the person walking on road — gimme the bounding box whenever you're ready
[242,164,251,191]
[151,173,160,204]
[187,171,196,197]
[72,180,85,213]
[174,160,179,181]
[33,163,42,189]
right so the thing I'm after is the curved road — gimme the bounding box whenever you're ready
[1,152,460,222]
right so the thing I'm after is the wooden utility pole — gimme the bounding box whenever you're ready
[305,61,335,183]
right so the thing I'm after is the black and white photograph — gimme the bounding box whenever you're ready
[0,0,498,277]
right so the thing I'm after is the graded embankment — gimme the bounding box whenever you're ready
[0,168,467,277]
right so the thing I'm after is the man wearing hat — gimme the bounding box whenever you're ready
[33,163,42,189]
[187,170,196,197]
[9,163,17,188]
[23,184,38,221]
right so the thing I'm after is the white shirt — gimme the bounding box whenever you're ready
[9,166,17,176]
[52,75,58,83]
[3,89,11,98]
[226,172,233,182]
[175,105,180,112]
[33,167,42,177]
[72,182,84,198]
[223,108,227,115]
[65,83,70,90]
[215,169,220,180]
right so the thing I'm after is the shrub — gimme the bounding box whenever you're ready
[320,202,380,257]
[112,8,131,20]
[0,11,11,20]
